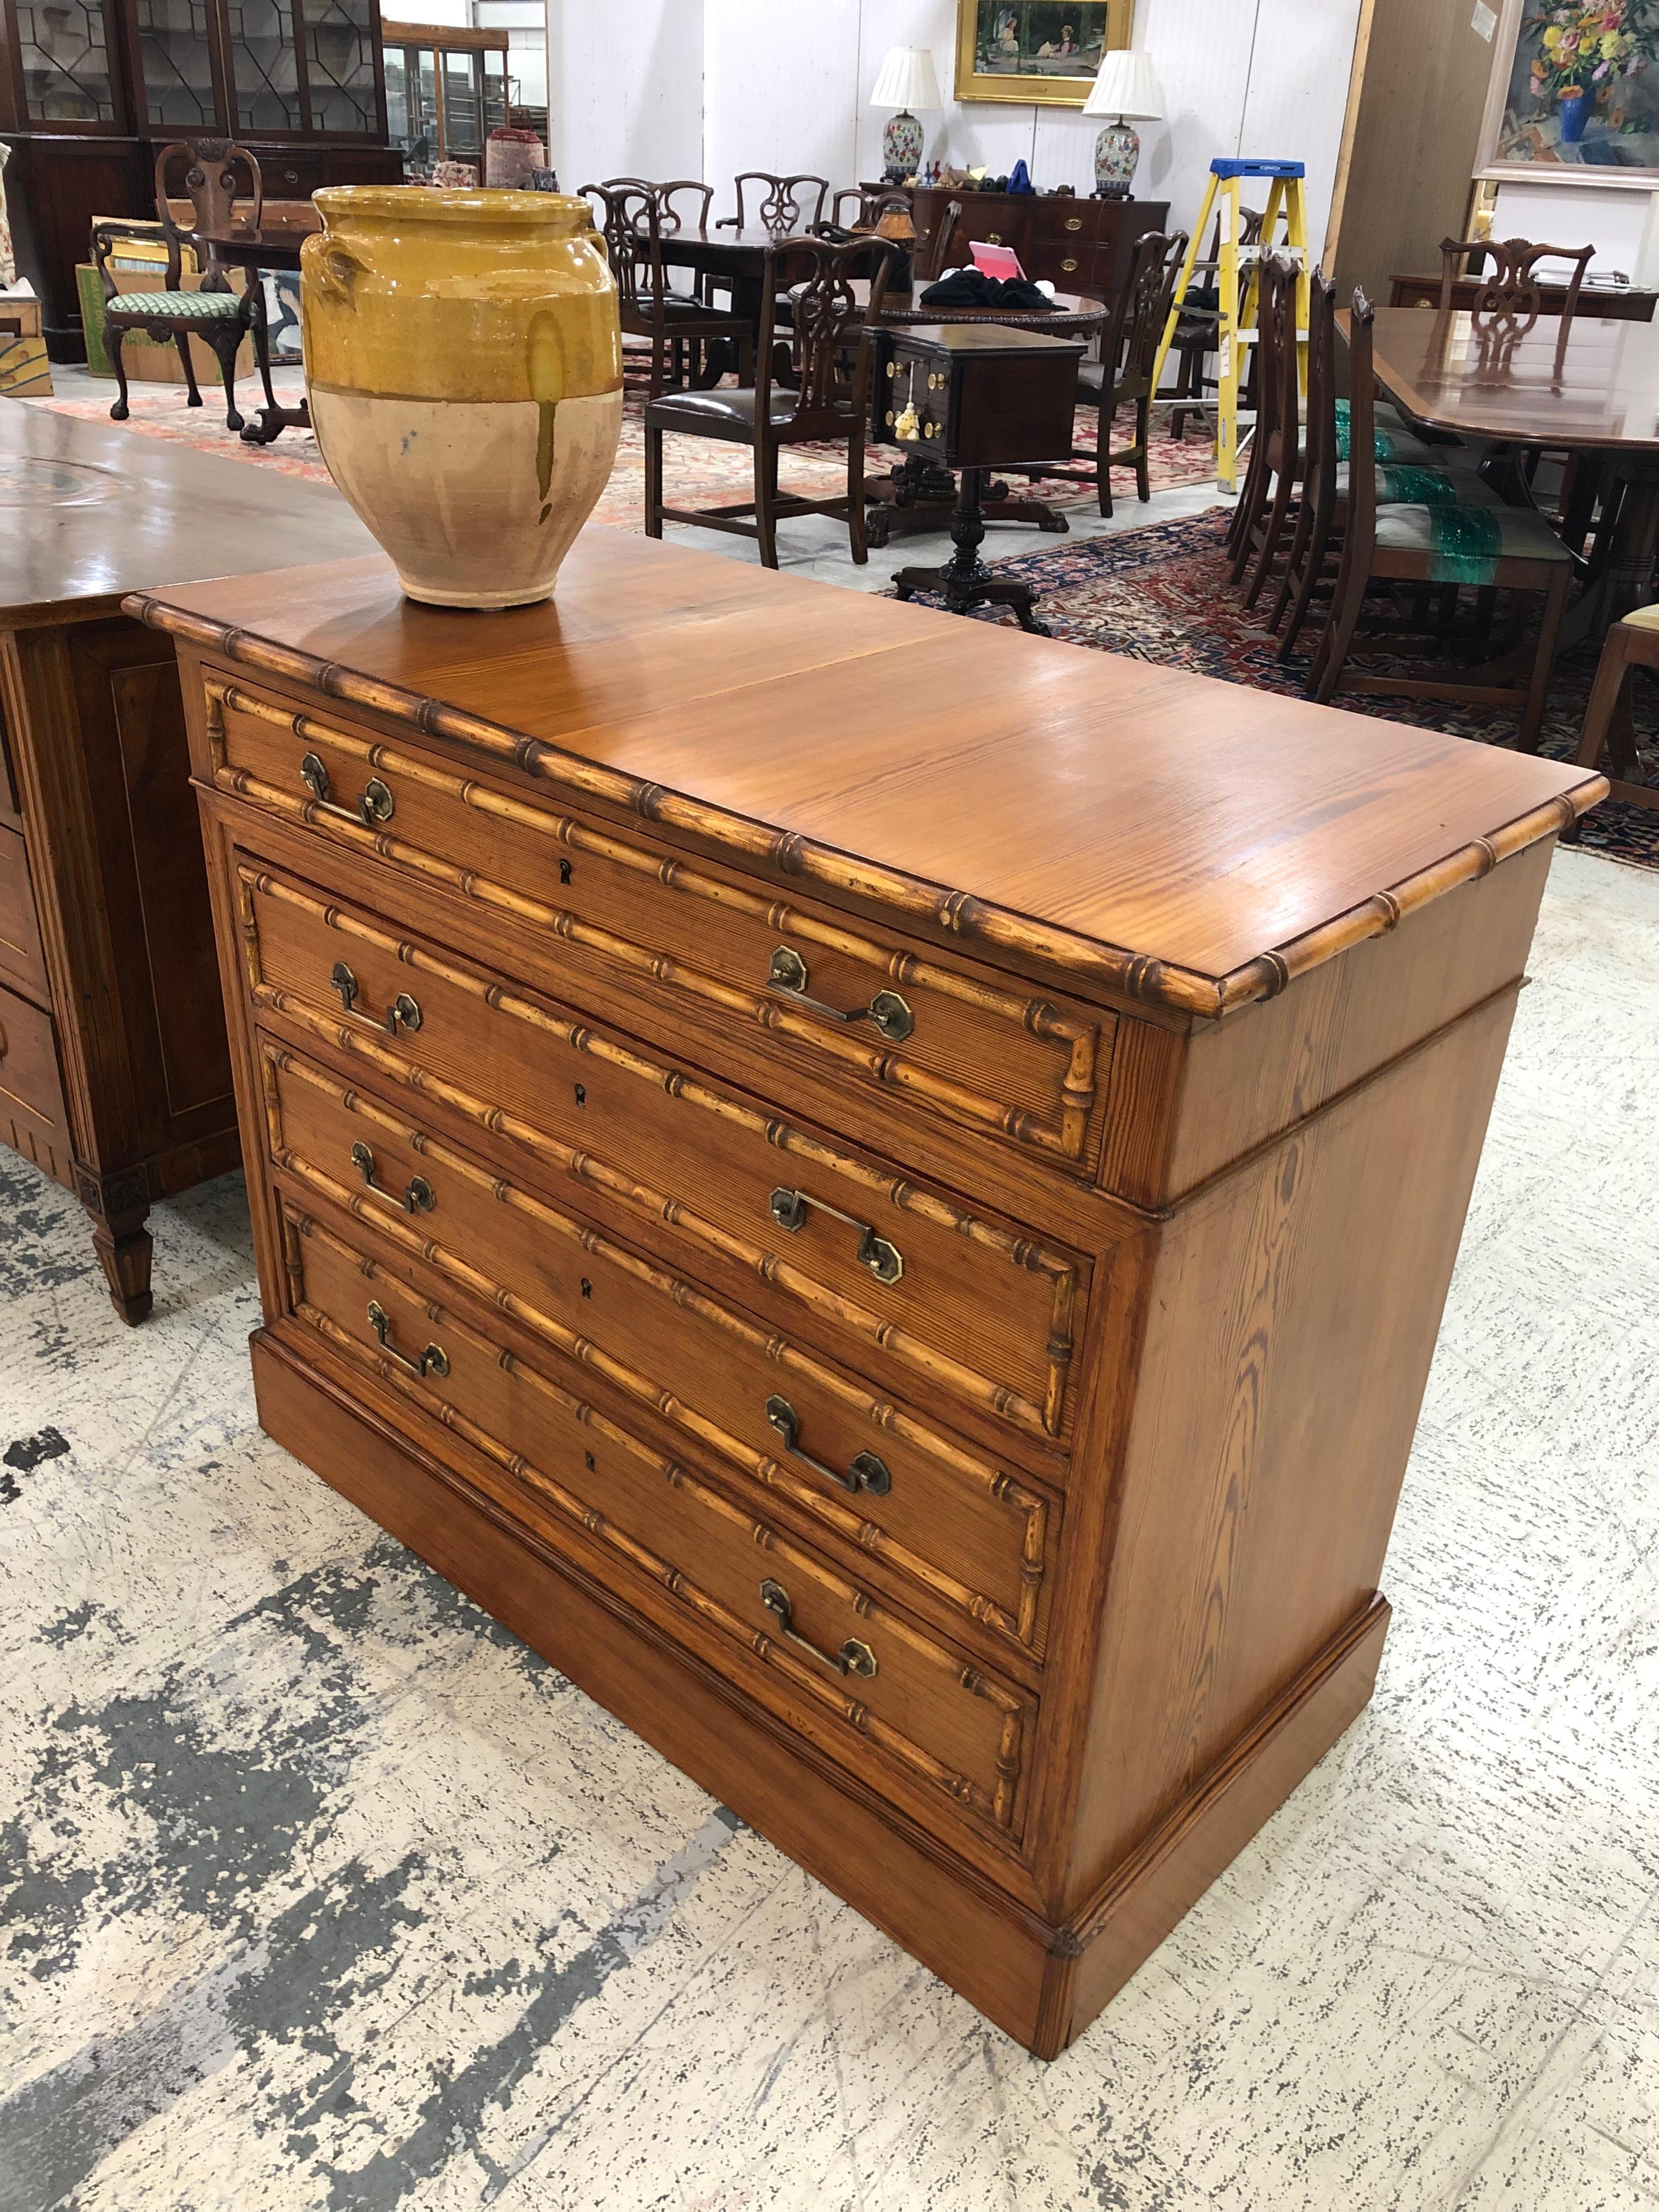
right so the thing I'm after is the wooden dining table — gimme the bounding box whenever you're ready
[1353,306,1659,801]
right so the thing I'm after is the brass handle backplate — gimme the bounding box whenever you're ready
[301,751,394,828]
[366,1299,449,1379]
[985,231,1002,245]
[351,1139,434,1215]
[1061,257,1079,273]
[768,1186,903,1284]
[764,1395,891,1496]
[1064,216,1082,233]
[759,1578,877,1678]
[330,960,421,1036]
[766,947,913,1042]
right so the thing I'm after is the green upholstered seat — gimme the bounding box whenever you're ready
[105,291,242,321]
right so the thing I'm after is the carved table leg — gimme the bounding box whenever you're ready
[76,1164,154,1325]
[891,470,1050,635]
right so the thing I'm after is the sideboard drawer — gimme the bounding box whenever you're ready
[0,976,72,1186]
[285,1201,1038,1844]
[205,677,1113,1173]
[262,1038,1062,1657]
[239,860,1087,1448]
[0,826,48,1004]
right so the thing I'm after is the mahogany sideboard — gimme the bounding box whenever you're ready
[0,404,370,1318]
[130,534,1600,2055]
[911,186,1169,299]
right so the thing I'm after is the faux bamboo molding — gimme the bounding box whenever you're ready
[238,868,1085,1446]
[136,599,1602,1019]
[261,1042,1056,1654]
[287,1205,1034,1837]
[208,681,1107,1167]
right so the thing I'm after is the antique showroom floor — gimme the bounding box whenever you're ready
[3,803,1657,2205]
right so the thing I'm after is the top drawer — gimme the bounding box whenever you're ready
[202,676,1114,1177]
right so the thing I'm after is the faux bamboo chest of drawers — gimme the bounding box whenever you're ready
[130,533,1601,2057]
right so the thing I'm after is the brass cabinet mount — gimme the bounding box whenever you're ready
[349,1139,435,1215]
[766,946,913,1042]
[366,1299,449,1379]
[301,751,394,829]
[759,1578,878,1678]
[330,960,421,1037]
[767,1185,904,1284]
[764,1393,892,1496]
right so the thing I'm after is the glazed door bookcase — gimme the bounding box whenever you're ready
[382,20,505,168]
[121,0,386,140]
[1,0,128,130]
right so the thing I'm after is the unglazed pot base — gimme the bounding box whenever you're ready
[308,387,623,608]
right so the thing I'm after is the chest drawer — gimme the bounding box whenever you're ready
[238,860,1086,1448]
[206,677,1111,1175]
[0,826,48,1005]
[0,976,72,1187]
[0,697,21,832]
[284,1201,1037,1844]
[262,1039,1060,1658]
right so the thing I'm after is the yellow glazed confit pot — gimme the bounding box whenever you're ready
[301,187,623,609]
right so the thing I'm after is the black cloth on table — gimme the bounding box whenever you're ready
[917,270,1056,312]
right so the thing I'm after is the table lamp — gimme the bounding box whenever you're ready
[1082,50,1164,199]
[870,46,941,183]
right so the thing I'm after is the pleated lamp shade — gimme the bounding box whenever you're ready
[869,45,942,112]
[1082,50,1165,120]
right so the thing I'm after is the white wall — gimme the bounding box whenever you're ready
[546,0,1362,245]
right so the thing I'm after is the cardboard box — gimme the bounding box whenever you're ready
[0,292,52,398]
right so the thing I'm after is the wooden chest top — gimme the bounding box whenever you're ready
[126,533,1601,1019]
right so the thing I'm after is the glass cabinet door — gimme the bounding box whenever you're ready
[482,48,506,136]
[438,46,479,157]
[132,0,221,131]
[302,0,379,136]
[226,0,301,132]
[16,0,119,126]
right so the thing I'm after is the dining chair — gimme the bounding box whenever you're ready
[96,141,276,432]
[1570,607,1659,807]
[1030,229,1185,518]
[1167,204,1262,442]
[1308,290,1572,752]
[582,179,752,398]
[645,235,897,567]
[1437,235,1594,323]
[825,185,912,233]
[1228,249,1300,594]
[718,173,829,236]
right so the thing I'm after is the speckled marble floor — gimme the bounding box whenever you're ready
[3,837,1658,2210]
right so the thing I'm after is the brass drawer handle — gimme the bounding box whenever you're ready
[330,960,421,1036]
[301,751,394,828]
[1060,257,1079,274]
[985,231,1002,246]
[351,1139,435,1215]
[768,1186,903,1284]
[366,1299,449,1380]
[759,1578,877,1678]
[764,1395,891,1496]
[767,947,913,1042]
[1064,216,1082,233]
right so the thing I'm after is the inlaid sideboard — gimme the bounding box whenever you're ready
[131,533,1600,2056]
[0,405,370,1319]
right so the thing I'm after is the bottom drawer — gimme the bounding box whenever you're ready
[0,978,72,1188]
[0,825,48,1002]
[281,1199,1037,1847]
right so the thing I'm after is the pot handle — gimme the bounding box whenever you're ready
[311,244,365,308]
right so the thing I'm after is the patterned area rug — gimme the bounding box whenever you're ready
[21,354,1220,525]
[915,507,1659,871]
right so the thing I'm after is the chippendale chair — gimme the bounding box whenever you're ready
[645,235,898,566]
[1438,234,1594,324]
[718,172,829,236]
[582,179,752,397]
[95,141,278,431]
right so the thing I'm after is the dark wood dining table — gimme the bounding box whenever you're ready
[170,195,322,447]
[1351,306,1659,803]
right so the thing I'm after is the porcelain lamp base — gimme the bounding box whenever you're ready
[1094,120,1139,199]
[883,108,924,183]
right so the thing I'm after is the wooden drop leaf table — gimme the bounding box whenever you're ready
[128,531,1600,2055]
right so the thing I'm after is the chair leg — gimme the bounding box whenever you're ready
[644,423,665,539]
[1516,563,1571,754]
[1243,470,1294,610]
[107,326,131,422]
[754,437,778,568]
[1269,489,1316,638]
[1312,551,1364,703]
[1575,620,1635,784]
[208,326,244,432]
[249,286,279,415]
[1134,394,1150,504]
[1097,396,1114,519]
[173,331,203,407]
[847,426,869,566]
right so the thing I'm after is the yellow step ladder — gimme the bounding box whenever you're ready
[1151,157,1309,493]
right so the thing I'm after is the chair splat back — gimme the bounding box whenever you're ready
[723,172,829,236]
[759,233,897,431]
[1437,235,1594,323]
[154,139,263,290]
[582,180,658,316]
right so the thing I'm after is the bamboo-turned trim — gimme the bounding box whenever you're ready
[259,1043,1058,1655]
[209,679,1107,1166]
[138,599,1602,1018]
[237,868,1084,1445]
[288,1207,1034,1837]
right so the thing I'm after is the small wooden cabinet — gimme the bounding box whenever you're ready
[133,529,1598,2056]
[912,185,1169,303]
[0,0,399,356]
[0,403,371,1317]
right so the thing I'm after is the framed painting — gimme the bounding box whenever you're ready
[1476,0,1659,182]
[955,0,1136,108]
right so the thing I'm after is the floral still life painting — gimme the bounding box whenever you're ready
[1489,1,1659,172]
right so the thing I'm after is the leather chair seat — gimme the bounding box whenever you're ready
[646,387,806,435]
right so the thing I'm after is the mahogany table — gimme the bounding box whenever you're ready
[1351,306,1659,808]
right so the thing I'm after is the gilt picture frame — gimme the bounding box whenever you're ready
[1475,0,1659,185]
[954,0,1136,109]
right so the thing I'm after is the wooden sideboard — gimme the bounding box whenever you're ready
[131,533,1599,2056]
[912,185,1168,300]
[0,405,371,1318]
